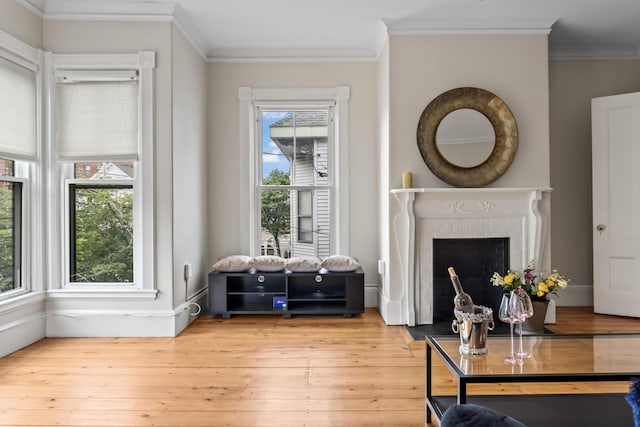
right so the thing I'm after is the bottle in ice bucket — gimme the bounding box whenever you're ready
[448,267,474,313]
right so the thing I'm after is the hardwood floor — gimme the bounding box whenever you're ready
[1,307,640,427]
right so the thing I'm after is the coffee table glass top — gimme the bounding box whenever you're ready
[428,334,640,377]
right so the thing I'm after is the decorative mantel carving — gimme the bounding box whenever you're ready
[391,187,552,326]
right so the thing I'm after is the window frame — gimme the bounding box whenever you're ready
[0,29,41,303]
[47,52,156,298]
[239,87,350,257]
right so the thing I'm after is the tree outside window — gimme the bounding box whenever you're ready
[69,162,134,283]
[0,159,20,293]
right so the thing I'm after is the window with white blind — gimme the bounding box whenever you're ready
[51,52,155,292]
[0,36,38,300]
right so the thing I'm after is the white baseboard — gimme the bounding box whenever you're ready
[0,312,46,358]
[0,292,47,357]
[45,309,179,337]
[377,291,404,325]
[365,284,378,308]
[552,284,593,307]
[46,288,209,337]
[174,288,208,334]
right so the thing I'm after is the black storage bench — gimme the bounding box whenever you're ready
[208,268,364,318]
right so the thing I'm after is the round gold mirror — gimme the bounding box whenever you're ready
[416,87,518,187]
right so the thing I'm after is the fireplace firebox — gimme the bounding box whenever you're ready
[432,238,509,323]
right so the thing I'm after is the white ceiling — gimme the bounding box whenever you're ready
[20,0,640,61]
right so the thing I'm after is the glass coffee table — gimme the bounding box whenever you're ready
[425,334,640,426]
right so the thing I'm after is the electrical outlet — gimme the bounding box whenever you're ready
[184,263,192,280]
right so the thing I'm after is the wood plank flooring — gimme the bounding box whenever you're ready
[1,307,640,427]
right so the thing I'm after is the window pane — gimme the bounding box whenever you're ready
[260,188,291,258]
[70,185,133,283]
[74,161,134,179]
[0,158,14,177]
[261,111,290,184]
[259,188,331,258]
[297,189,330,258]
[0,181,21,293]
[263,109,329,185]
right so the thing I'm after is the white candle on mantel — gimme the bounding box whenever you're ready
[402,172,413,188]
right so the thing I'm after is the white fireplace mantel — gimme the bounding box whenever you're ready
[391,187,552,326]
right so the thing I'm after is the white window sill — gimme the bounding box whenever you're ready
[47,288,158,300]
[0,291,46,312]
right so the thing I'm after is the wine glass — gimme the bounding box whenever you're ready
[507,292,529,364]
[498,292,519,364]
[513,289,534,357]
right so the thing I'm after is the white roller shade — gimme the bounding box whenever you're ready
[56,73,139,160]
[0,55,37,160]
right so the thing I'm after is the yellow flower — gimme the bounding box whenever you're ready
[537,290,545,297]
[504,274,515,285]
[538,282,549,294]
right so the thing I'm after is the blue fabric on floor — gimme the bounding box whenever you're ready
[626,377,640,427]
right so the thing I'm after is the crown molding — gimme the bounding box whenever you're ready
[24,0,177,17]
[383,16,555,34]
[16,0,44,17]
[387,28,552,36]
[206,48,377,63]
[549,45,640,60]
[18,0,207,60]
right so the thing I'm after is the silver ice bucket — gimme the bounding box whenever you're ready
[451,305,494,355]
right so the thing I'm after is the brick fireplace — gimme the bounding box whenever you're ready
[391,188,552,326]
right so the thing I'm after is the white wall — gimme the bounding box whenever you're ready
[170,25,209,328]
[549,59,640,306]
[0,0,42,48]
[207,61,379,288]
[380,34,552,324]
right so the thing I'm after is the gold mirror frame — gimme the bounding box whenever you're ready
[416,87,518,187]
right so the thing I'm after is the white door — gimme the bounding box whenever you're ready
[592,92,640,317]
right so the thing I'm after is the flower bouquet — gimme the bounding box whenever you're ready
[490,260,570,301]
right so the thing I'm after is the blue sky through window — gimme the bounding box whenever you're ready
[262,111,291,179]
